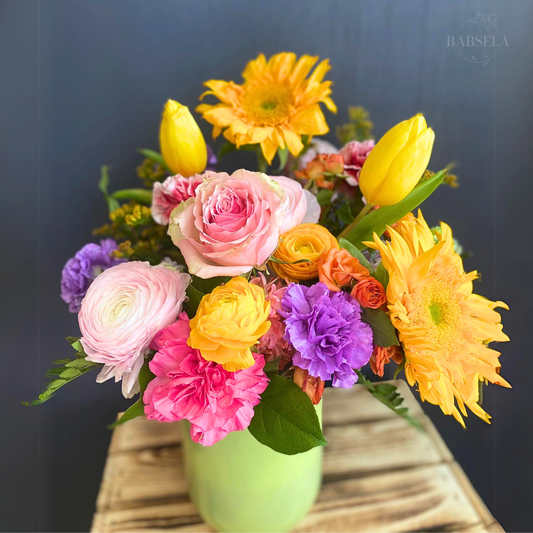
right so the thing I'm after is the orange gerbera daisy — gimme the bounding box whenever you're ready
[366,210,510,426]
[196,52,337,164]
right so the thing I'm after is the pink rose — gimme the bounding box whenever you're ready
[270,175,320,233]
[168,170,311,278]
[151,174,203,225]
[144,313,269,446]
[340,139,375,186]
[79,262,190,398]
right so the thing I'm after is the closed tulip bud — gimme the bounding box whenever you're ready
[159,100,207,177]
[359,114,435,206]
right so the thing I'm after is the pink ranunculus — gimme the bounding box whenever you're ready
[143,313,269,446]
[169,170,310,278]
[79,262,190,398]
[151,174,204,225]
[339,139,375,186]
[270,175,320,233]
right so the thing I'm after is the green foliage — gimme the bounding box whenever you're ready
[339,238,372,270]
[99,166,120,214]
[372,262,389,291]
[108,358,155,429]
[137,148,169,169]
[112,188,153,205]
[342,170,446,249]
[248,374,327,455]
[23,338,100,406]
[336,106,374,145]
[316,189,334,207]
[276,147,289,172]
[185,284,205,317]
[355,371,423,431]
[361,308,399,348]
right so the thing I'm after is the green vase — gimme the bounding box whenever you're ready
[180,401,323,533]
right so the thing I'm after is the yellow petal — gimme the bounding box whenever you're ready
[290,104,329,135]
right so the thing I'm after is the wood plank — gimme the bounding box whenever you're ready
[92,382,503,533]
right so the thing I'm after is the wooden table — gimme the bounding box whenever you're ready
[91,381,503,532]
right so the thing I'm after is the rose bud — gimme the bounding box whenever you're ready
[293,367,325,405]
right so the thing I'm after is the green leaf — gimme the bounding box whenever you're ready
[276,147,289,172]
[361,308,399,347]
[337,203,354,225]
[343,170,446,249]
[138,148,169,169]
[339,238,372,270]
[372,262,389,291]
[355,371,423,431]
[316,189,334,207]
[98,166,120,214]
[23,340,99,406]
[108,359,155,429]
[111,188,153,205]
[393,357,406,379]
[186,284,205,317]
[248,374,327,455]
[190,274,232,295]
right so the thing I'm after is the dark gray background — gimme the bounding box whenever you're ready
[2,0,532,531]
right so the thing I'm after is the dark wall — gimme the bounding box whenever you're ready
[2,0,532,531]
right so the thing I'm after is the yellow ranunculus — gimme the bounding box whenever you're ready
[270,223,339,282]
[159,100,207,177]
[188,277,271,371]
[359,114,435,206]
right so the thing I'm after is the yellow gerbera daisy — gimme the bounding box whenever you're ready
[196,52,337,164]
[365,211,510,426]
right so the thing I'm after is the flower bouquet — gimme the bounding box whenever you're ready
[29,53,510,532]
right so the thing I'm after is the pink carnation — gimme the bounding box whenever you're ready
[340,140,375,186]
[151,174,203,225]
[169,170,313,278]
[250,274,294,363]
[79,262,190,398]
[144,314,269,446]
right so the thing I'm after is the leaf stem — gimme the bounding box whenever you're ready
[337,201,373,240]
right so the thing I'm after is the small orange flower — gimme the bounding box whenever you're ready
[293,367,325,405]
[295,153,345,189]
[270,223,339,282]
[351,276,386,309]
[369,345,403,378]
[318,248,369,291]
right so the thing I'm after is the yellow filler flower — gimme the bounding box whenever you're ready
[359,114,435,206]
[270,223,339,282]
[159,100,207,176]
[366,211,510,426]
[197,52,337,163]
[188,277,271,372]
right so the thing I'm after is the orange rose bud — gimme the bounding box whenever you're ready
[351,276,386,309]
[318,248,370,292]
[370,345,403,378]
[295,153,345,189]
[293,367,325,405]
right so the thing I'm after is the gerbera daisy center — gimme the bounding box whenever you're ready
[241,83,294,126]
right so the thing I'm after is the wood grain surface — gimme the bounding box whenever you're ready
[91,381,503,533]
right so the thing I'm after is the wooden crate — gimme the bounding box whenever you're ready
[91,381,503,532]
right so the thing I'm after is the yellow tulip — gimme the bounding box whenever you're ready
[159,100,207,176]
[359,114,435,206]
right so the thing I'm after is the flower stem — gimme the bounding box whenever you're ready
[256,149,268,173]
[337,202,373,240]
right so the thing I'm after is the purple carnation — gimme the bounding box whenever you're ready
[281,282,373,388]
[60,239,125,313]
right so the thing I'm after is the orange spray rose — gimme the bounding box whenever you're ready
[351,276,386,309]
